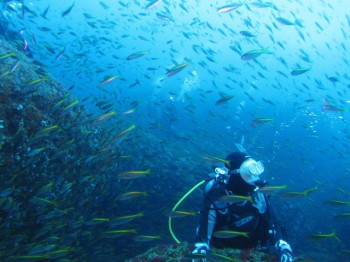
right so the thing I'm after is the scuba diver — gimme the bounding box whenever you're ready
[191,152,295,262]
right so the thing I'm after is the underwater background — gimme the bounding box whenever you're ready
[1,0,350,261]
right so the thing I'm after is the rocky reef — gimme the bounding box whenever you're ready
[127,242,270,262]
[0,34,124,260]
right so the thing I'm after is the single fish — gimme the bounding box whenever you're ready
[117,169,151,179]
[307,232,338,240]
[202,156,230,166]
[291,68,310,76]
[96,99,112,107]
[22,77,47,88]
[99,104,114,112]
[305,99,315,103]
[323,200,350,206]
[62,2,75,17]
[250,118,274,127]
[134,235,162,242]
[258,185,288,194]
[28,147,45,157]
[99,1,109,9]
[239,30,256,37]
[0,188,14,197]
[217,3,242,13]
[10,60,20,73]
[46,249,72,259]
[282,186,318,198]
[337,188,350,195]
[179,3,189,12]
[213,230,250,238]
[85,218,110,226]
[122,108,136,115]
[215,95,234,105]
[111,212,144,225]
[303,186,319,195]
[327,76,339,83]
[166,61,191,77]
[219,195,253,204]
[31,32,37,46]
[168,210,196,218]
[117,191,147,201]
[0,51,16,60]
[61,99,79,114]
[334,213,350,219]
[156,12,173,21]
[0,71,10,78]
[36,182,53,196]
[101,229,137,238]
[251,2,278,10]
[281,191,306,198]
[19,0,25,18]
[91,111,116,125]
[126,51,149,60]
[55,47,65,61]
[33,125,60,138]
[30,244,58,255]
[322,104,345,112]
[41,4,50,19]
[30,197,57,207]
[145,0,162,10]
[44,43,55,54]
[107,124,136,146]
[68,82,76,90]
[98,75,119,87]
[241,48,271,60]
[322,98,346,112]
[276,17,295,26]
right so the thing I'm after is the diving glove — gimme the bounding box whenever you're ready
[275,240,294,262]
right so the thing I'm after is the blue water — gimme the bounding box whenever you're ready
[1,0,350,261]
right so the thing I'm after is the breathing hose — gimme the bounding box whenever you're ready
[168,179,211,243]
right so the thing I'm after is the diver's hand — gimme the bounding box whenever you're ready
[279,251,294,262]
[191,242,209,262]
[192,242,209,255]
[275,240,294,262]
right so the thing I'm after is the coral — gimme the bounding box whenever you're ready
[126,242,270,262]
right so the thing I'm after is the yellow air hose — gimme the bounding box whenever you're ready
[168,179,207,243]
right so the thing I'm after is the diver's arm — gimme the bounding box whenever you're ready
[195,192,216,244]
[194,180,225,245]
[265,196,288,242]
[265,196,295,262]
[192,193,213,261]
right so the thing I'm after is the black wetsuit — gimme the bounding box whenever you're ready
[195,173,287,251]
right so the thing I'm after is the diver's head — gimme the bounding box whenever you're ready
[225,152,264,190]
[239,158,264,185]
[225,152,249,171]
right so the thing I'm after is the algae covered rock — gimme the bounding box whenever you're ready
[0,35,123,261]
[127,242,270,262]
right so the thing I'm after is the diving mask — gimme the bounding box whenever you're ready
[239,159,264,185]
